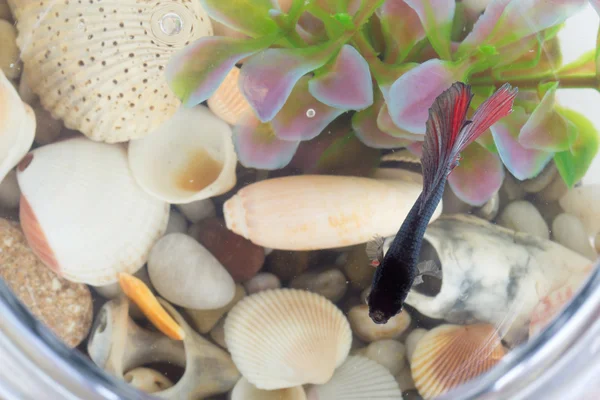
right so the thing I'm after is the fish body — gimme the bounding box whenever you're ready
[367,82,518,324]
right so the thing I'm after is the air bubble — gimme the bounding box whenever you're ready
[306,109,316,118]
[159,12,183,36]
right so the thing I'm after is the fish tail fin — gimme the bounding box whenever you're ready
[420,82,518,209]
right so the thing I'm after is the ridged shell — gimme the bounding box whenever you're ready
[223,175,442,250]
[17,137,169,286]
[207,66,252,125]
[306,355,403,400]
[411,324,505,399]
[224,288,352,390]
[231,377,307,400]
[8,0,212,142]
[0,70,35,183]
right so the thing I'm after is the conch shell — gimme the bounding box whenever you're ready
[7,0,212,142]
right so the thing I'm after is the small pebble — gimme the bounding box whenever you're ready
[537,171,569,202]
[165,208,188,235]
[0,20,21,79]
[354,340,406,375]
[499,173,525,204]
[395,368,416,391]
[176,198,216,223]
[266,250,311,281]
[0,219,93,347]
[405,328,428,363]
[0,1,10,20]
[185,284,246,333]
[473,191,499,221]
[343,245,375,290]
[33,106,63,145]
[497,201,549,239]
[189,217,265,282]
[522,163,557,193]
[552,213,596,260]
[18,68,37,104]
[348,305,411,342]
[210,318,227,349]
[124,367,174,394]
[0,169,20,209]
[289,268,347,302]
[243,272,281,295]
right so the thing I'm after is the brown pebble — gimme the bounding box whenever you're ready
[343,245,375,290]
[265,250,312,282]
[0,219,93,347]
[189,217,264,282]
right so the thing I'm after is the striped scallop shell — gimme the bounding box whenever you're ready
[224,288,352,390]
[8,0,212,142]
[207,66,252,125]
[306,356,402,400]
[411,324,505,399]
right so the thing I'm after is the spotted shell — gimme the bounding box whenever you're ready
[8,0,213,143]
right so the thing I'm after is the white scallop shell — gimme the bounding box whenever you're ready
[128,106,237,204]
[0,70,35,183]
[224,288,352,390]
[231,377,306,400]
[305,355,402,400]
[8,0,213,142]
[17,137,169,286]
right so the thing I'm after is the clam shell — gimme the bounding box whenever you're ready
[17,137,169,285]
[306,355,402,400]
[207,66,252,125]
[224,288,352,390]
[231,377,307,400]
[223,175,442,251]
[8,0,212,142]
[411,324,505,399]
[0,70,35,183]
[128,106,237,204]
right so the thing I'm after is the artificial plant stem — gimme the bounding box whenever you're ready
[469,73,598,89]
[353,0,386,28]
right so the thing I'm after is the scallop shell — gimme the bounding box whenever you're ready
[305,355,402,400]
[17,137,169,286]
[0,70,35,183]
[8,0,212,142]
[411,324,506,399]
[224,288,352,390]
[223,175,442,250]
[231,377,307,400]
[128,106,237,204]
[207,66,252,125]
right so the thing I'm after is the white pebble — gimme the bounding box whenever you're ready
[552,213,596,260]
[357,340,406,375]
[405,328,428,363]
[243,272,281,295]
[348,305,411,342]
[497,201,549,239]
[176,198,216,223]
[165,208,188,235]
[0,169,20,208]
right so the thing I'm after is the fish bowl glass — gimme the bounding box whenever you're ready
[1,1,600,400]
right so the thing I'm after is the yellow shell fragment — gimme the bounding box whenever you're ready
[8,0,213,142]
[119,272,185,341]
[207,66,252,125]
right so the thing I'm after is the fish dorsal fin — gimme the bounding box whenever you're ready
[366,235,385,267]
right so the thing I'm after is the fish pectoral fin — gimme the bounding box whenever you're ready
[417,259,442,280]
[413,275,424,286]
[366,235,385,266]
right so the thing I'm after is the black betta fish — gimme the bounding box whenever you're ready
[367,81,518,325]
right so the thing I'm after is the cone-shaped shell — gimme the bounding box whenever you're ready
[306,355,402,400]
[128,106,237,204]
[411,324,505,399]
[7,0,212,142]
[224,288,352,390]
[0,70,35,183]
[231,377,306,400]
[223,175,442,250]
[207,67,252,125]
[17,137,169,286]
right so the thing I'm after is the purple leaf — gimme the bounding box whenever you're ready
[239,41,341,122]
[166,36,271,107]
[404,0,455,60]
[458,0,586,55]
[200,0,278,37]
[377,104,426,141]
[271,77,346,141]
[518,83,577,152]
[448,142,505,206]
[308,45,373,110]
[491,106,553,180]
[376,0,426,62]
[352,92,414,149]
[387,58,468,134]
[232,111,300,169]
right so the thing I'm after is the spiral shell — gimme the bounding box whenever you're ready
[8,0,212,142]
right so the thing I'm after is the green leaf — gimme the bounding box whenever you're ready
[200,0,279,37]
[596,23,600,81]
[554,107,600,188]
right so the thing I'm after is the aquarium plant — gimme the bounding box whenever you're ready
[166,0,600,206]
